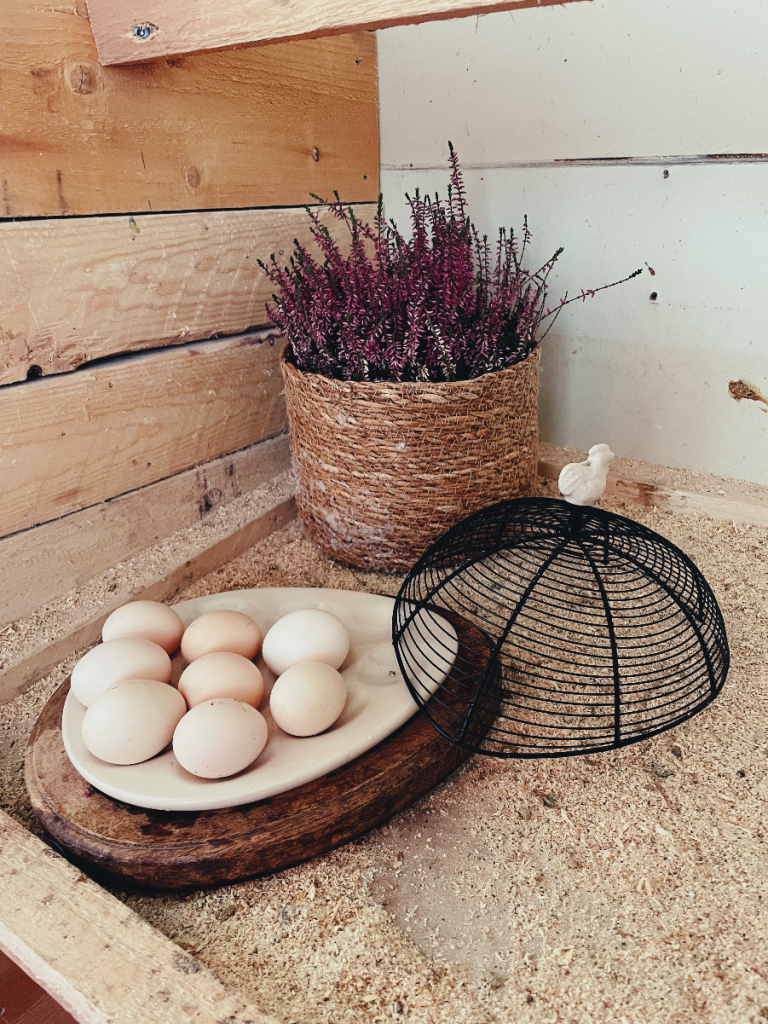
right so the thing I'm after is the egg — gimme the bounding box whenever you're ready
[269,661,347,737]
[102,600,185,654]
[181,610,263,662]
[178,652,264,709]
[262,609,350,676]
[173,699,268,779]
[71,638,172,707]
[82,679,186,765]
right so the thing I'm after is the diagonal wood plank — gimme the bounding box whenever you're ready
[86,0,589,67]
[0,810,278,1024]
[0,204,375,385]
[0,495,296,705]
[0,0,378,216]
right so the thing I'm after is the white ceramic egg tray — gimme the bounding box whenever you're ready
[62,588,457,812]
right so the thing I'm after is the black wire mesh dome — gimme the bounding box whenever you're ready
[392,498,729,757]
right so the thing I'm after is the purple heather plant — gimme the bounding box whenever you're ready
[259,144,642,383]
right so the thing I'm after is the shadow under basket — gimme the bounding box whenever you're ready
[393,497,730,758]
[281,347,539,573]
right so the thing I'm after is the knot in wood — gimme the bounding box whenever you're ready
[172,952,202,974]
[69,64,99,95]
[201,488,223,513]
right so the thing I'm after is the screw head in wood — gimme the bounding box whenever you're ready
[132,22,157,41]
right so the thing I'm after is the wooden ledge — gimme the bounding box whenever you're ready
[86,0,589,67]
[0,496,296,706]
[538,446,768,530]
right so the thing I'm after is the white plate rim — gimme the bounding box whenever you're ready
[62,588,457,812]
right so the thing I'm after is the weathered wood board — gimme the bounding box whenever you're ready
[85,0,589,67]
[26,672,470,889]
[0,330,287,537]
[0,2,378,217]
[0,434,290,630]
[0,810,276,1024]
[0,204,374,385]
[538,457,768,529]
[1,496,297,705]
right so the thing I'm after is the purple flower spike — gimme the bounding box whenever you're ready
[258,146,642,383]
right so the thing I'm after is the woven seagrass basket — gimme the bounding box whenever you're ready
[281,347,539,572]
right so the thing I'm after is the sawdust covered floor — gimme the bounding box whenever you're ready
[3,494,768,1024]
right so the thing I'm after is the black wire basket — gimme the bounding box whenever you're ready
[392,498,729,758]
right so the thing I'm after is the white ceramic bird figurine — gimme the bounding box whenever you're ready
[558,444,616,506]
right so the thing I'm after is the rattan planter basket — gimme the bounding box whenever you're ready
[281,347,540,571]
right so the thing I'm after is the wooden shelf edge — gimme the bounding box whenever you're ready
[538,455,768,530]
[0,496,296,706]
[88,0,589,67]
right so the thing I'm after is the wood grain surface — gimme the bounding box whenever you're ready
[0,205,374,386]
[24,612,481,890]
[0,810,277,1024]
[85,0,587,66]
[0,434,291,630]
[0,330,287,537]
[0,0,378,216]
[1,496,296,706]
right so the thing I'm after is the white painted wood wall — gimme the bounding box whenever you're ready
[377,0,768,484]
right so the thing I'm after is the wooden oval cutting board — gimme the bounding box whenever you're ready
[25,612,485,890]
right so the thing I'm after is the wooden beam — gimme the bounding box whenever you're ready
[0,495,296,705]
[86,0,588,67]
[0,810,277,1024]
[0,434,290,629]
[0,330,287,537]
[0,204,375,385]
[0,1,378,216]
[538,454,768,529]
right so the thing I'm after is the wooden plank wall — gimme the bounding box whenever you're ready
[1,330,288,536]
[0,0,379,625]
[0,207,369,384]
[0,1,378,217]
[0,435,290,629]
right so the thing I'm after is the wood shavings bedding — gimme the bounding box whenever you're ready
[2,491,767,1024]
[0,471,294,671]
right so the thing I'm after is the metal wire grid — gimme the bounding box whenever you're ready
[393,498,729,757]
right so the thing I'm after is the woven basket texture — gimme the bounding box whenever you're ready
[281,348,539,572]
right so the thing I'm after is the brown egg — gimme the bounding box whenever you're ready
[181,610,263,662]
[178,652,264,709]
[269,661,347,737]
